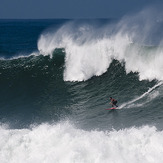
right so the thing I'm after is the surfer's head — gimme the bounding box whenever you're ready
[110,97,112,99]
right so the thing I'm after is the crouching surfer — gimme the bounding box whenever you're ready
[109,97,118,107]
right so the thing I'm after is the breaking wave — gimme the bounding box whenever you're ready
[38,9,163,82]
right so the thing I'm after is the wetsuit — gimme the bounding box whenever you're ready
[111,98,118,107]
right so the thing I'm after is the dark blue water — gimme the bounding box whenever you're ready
[0,19,69,57]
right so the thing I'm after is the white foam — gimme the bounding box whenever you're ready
[37,23,131,81]
[0,122,163,163]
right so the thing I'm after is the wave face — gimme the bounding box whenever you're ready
[1,8,163,162]
[0,54,162,130]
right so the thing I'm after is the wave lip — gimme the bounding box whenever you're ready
[0,122,163,163]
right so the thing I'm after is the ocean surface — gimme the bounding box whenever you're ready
[0,11,163,163]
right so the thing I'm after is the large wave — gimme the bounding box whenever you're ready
[38,8,163,82]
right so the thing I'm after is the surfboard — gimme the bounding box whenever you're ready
[105,107,116,110]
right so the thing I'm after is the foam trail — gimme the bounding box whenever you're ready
[0,122,163,163]
[119,81,163,109]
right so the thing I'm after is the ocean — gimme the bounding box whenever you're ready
[0,11,163,163]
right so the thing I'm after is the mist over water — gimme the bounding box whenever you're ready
[0,7,163,162]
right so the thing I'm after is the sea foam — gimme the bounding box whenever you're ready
[0,122,163,163]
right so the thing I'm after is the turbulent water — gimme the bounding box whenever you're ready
[0,9,163,163]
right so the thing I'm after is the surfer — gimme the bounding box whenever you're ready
[109,97,118,107]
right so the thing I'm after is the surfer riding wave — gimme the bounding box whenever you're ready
[110,97,118,107]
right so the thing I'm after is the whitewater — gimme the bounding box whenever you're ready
[1,122,163,163]
[0,7,163,163]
